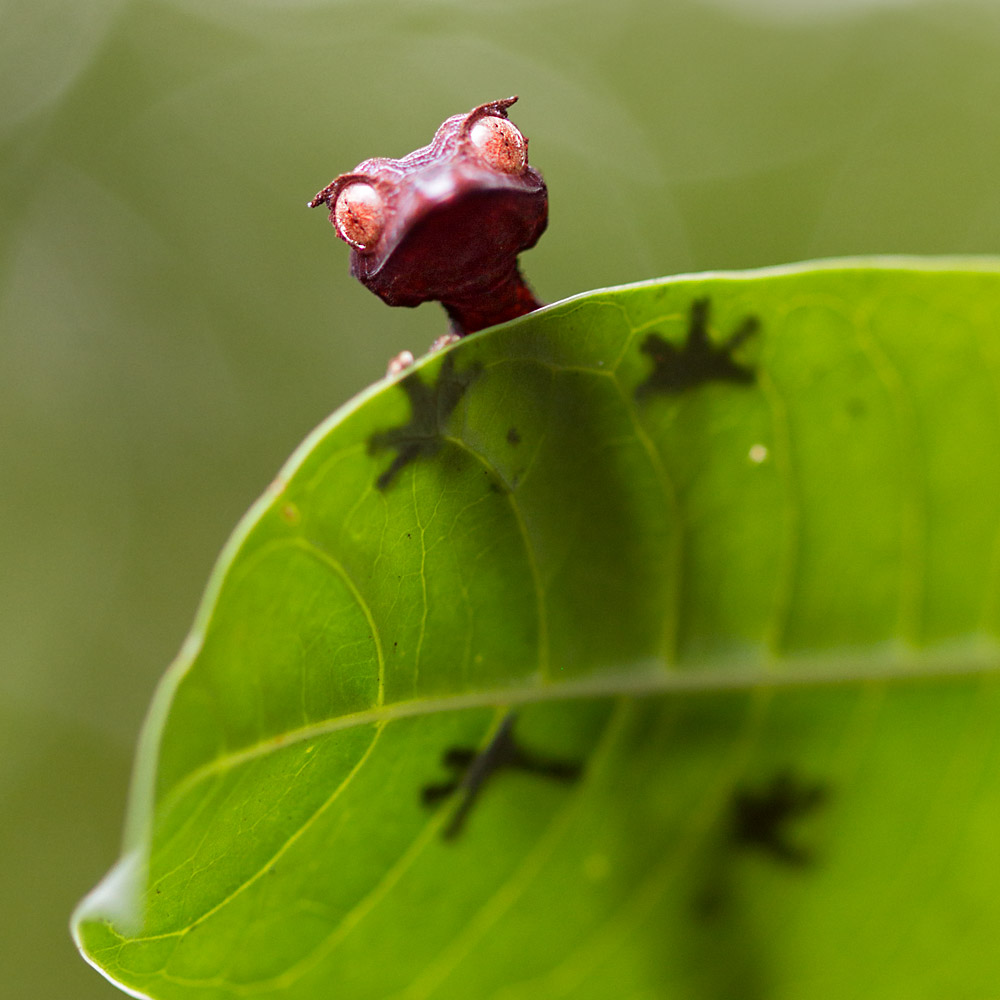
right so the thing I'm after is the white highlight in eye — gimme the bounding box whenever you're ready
[469,116,527,173]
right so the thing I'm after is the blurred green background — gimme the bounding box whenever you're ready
[3,0,1000,996]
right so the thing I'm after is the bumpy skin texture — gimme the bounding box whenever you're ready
[310,97,547,337]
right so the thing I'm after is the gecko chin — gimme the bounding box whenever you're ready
[355,186,548,311]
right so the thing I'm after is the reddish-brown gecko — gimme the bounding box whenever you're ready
[310,97,547,372]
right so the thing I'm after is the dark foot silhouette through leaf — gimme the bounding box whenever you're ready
[368,353,480,490]
[422,713,582,839]
[636,297,759,398]
[731,770,829,866]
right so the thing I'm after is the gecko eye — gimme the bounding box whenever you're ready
[469,116,527,173]
[333,183,385,249]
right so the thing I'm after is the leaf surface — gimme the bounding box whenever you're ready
[75,260,1000,999]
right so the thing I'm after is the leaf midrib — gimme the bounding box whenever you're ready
[158,641,1000,816]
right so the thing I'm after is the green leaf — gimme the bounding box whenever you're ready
[74,260,1000,999]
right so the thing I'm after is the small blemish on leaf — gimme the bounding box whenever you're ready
[482,469,507,494]
[848,397,867,418]
[583,853,610,882]
[691,882,726,921]
[506,427,521,445]
[280,503,301,526]
[636,297,759,398]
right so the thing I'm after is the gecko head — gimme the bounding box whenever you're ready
[309,97,547,325]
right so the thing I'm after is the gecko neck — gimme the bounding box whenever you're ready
[442,264,541,336]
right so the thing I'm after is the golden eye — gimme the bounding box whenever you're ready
[333,183,385,249]
[469,116,527,173]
